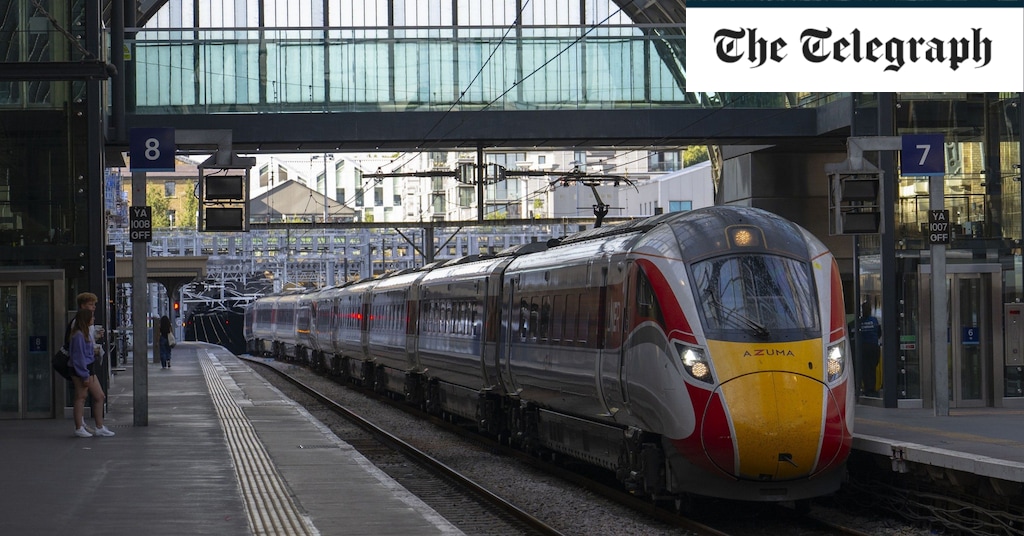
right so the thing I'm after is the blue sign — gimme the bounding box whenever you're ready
[129,128,176,171]
[962,326,980,345]
[30,336,46,352]
[901,134,945,176]
[106,248,116,279]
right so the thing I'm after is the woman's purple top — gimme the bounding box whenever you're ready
[69,331,95,379]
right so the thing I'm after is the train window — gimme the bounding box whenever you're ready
[444,301,453,334]
[564,294,578,344]
[431,301,439,333]
[578,290,604,347]
[529,299,540,339]
[519,299,529,339]
[636,270,664,324]
[692,254,819,338]
[550,295,564,342]
[462,302,470,335]
[455,302,463,335]
[539,296,551,341]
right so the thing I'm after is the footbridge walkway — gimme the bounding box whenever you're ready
[107,2,850,155]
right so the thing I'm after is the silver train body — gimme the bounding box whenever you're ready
[245,205,854,502]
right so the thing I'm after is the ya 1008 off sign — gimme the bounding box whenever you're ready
[129,206,153,243]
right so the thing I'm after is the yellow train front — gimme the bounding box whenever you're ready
[635,206,854,502]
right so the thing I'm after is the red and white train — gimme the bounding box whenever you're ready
[245,205,854,503]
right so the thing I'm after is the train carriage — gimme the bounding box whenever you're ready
[309,284,347,372]
[364,268,431,398]
[331,278,382,384]
[416,254,515,425]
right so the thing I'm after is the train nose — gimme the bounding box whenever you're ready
[703,372,837,481]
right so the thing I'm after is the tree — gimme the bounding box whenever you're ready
[179,180,198,229]
[147,183,171,228]
[684,146,710,167]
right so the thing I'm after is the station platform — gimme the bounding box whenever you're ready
[0,342,464,536]
[2,343,1023,535]
[853,403,1024,485]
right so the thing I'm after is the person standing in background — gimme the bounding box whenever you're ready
[70,308,115,438]
[159,315,173,368]
[855,301,882,397]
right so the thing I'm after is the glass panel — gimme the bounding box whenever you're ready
[897,271,921,399]
[25,285,51,413]
[0,285,17,415]
[958,277,983,400]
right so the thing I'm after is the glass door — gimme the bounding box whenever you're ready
[949,274,988,407]
[918,264,999,409]
[0,285,18,418]
[0,272,63,419]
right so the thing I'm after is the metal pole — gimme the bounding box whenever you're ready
[323,154,329,223]
[131,171,149,425]
[931,174,949,416]
[477,145,484,222]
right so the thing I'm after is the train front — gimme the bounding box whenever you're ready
[651,207,854,502]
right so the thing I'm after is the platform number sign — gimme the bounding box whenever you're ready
[129,127,175,172]
[901,134,945,176]
[129,206,153,243]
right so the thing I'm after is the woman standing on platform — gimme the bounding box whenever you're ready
[70,308,115,438]
[159,315,173,368]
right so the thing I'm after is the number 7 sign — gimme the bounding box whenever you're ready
[901,134,945,176]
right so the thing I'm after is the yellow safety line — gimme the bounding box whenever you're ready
[200,350,319,536]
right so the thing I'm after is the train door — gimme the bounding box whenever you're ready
[0,270,65,419]
[919,264,1000,408]
[499,275,521,395]
[598,261,626,420]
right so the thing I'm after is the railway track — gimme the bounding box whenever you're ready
[239,355,906,536]
[240,356,561,536]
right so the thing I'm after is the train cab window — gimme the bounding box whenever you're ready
[692,254,818,340]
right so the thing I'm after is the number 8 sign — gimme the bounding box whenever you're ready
[129,128,176,172]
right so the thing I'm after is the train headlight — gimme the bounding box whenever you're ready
[827,342,845,383]
[677,343,714,384]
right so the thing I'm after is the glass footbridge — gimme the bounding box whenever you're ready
[122,22,841,150]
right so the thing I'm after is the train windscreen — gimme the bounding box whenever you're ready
[691,254,819,341]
